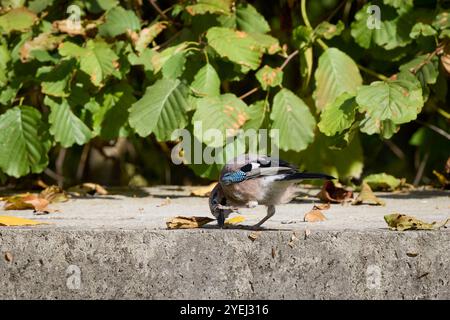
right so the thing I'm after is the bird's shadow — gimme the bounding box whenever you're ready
[201,224,287,231]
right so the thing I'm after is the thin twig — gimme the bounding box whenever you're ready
[239,87,259,100]
[148,0,172,22]
[44,168,64,184]
[416,120,450,140]
[55,148,66,187]
[76,143,90,182]
[280,50,299,70]
[357,63,389,81]
[383,140,405,160]
[414,152,429,186]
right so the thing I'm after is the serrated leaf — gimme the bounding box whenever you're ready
[19,33,63,63]
[88,83,136,139]
[433,12,450,30]
[318,93,357,136]
[192,93,248,147]
[351,4,412,50]
[85,0,118,13]
[45,97,92,147]
[0,106,50,177]
[356,72,423,125]
[235,3,270,34]
[399,54,439,86]
[360,114,398,139]
[271,89,315,152]
[255,65,283,90]
[248,32,280,55]
[59,40,119,86]
[191,63,220,97]
[129,79,190,141]
[409,22,437,39]
[363,173,402,191]
[99,6,140,37]
[206,27,263,71]
[186,0,233,16]
[0,8,37,34]
[243,100,267,131]
[314,48,362,111]
[150,42,188,73]
[37,59,75,97]
[162,51,186,79]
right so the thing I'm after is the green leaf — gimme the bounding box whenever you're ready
[409,22,437,39]
[293,25,313,49]
[129,79,190,141]
[255,65,283,90]
[45,97,92,147]
[351,4,412,50]
[192,93,249,147]
[0,106,50,177]
[318,93,357,136]
[235,3,270,34]
[243,100,267,131]
[271,89,316,152]
[98,6,140,37]
[88,83,136,139]
[363,173,402,191]
[433,12,450,30]
[383,0,413,12]
[356,72,423,125]
[299,47,313,92]
[186,0,233,16]
[0,39,10,87]
[314,48,362,111]
[248,32,280,55]
[360,115,398,139]
[206,27,263,71]
[0,8,37,34]
[314,21,344,40]
[85,0,118,13]
[59,40,119,86]
[399,54,439,85]
[161,51,187,79]
[150,42,188,74]
[37,59,75,97]
[191,63,221,97]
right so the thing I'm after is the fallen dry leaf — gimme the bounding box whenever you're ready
[4,252,13,262]
[384,213,449,231]
[68,183,108,196]
[433,170,450,189]
[288,232,299,248]
[317,180,353,203]
[313,203,330,210]
[225,216,245,225]
[304,209,327,222]
[40,185,69,203]
[190,183,217,197]
[166,216,214,229]
[352,182,385,206]
[3,193,50,212]
[0,216,46,226]
[248,231,261,241]
[271,247,276,259]
[304,228,311,239]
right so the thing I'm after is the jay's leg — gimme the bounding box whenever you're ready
[252,205,275,229]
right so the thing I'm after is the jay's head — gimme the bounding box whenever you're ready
[209,183,233,228]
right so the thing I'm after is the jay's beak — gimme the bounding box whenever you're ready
[217,211,225,228]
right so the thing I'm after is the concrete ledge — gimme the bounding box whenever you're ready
[0,187,449,299]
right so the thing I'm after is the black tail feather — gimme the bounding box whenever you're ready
[282,172,335,181]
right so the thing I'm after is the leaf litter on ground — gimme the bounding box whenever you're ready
[0,216,47,227]
[166,216,214,229]
[2,185,68,213]
[384,213,449,231]
[317,180,353,203]
[352,182,386,206]
[67,183,108,196]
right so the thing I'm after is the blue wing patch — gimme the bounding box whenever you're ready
[221,170,246,184]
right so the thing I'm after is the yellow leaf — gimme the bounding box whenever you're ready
[225,216,245,225]
[190,182,217,197]
[384,213,449,231]
[0,216,46,226]
[352,182,385,206]
[166,216,214,229]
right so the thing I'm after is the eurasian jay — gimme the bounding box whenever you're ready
[209,154,335,229]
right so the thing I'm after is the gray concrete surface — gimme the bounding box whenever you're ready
[0,186,449,299]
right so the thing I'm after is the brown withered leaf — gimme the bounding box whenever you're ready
[313,203,330,210]
[3,193,49,212]
[4,252,13,262]
[317,180,353,203]
[248,231,261,241]
[384,213,449,231]
[52,19,86,36]
[40,185,69,203]
[68,183,108,196]
[190,183,217,197]
[166,216,214,229]
[433,170,450,189]
[288,232,299,248]
[352,182,385,206]
[20,33,64,62]
[304,209,327,222]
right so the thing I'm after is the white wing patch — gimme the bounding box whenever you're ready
[251,162,261,170]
